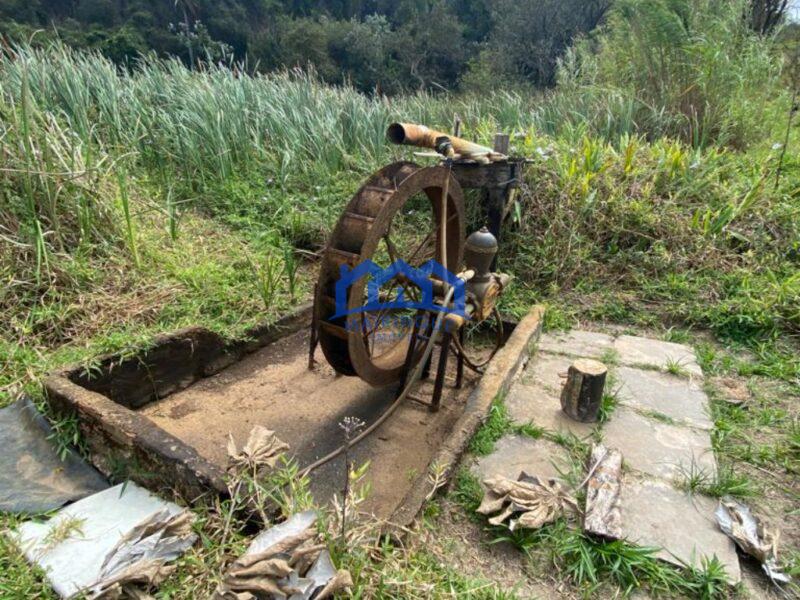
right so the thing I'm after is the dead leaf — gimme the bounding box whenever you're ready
[716,498,791,585]
[227,426,289,472]
[478,472,577,532]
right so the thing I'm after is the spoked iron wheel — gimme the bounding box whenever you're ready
[314,161,465,387]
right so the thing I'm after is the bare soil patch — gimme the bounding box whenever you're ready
[140,329,482,518]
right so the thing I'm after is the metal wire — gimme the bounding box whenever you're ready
[299,283,462,478]
[450,307,504,373]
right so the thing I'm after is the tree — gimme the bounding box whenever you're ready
[395,1,467,90]
[749,0,790,35]
[484,0,611,87]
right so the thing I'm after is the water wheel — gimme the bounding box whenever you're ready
[314,161,465,387]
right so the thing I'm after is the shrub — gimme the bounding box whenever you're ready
[554,0,782,148]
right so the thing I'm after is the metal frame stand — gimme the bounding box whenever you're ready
[398,311,464,413]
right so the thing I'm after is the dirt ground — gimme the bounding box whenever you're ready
[140,329,482,518]
[422,498,570,598]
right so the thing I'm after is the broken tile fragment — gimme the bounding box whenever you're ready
[12,482,196,598]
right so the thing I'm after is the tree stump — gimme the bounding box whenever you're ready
[560,359,607,422]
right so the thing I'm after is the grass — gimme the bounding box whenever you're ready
[452,472,732,598]
[664,357,691,378]
[676,460,758,499]
[468,398,515,456]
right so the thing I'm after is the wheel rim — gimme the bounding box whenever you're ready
[315,162,465,386]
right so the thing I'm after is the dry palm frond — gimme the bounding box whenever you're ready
[478,472,578,532]
[227,426,289,473]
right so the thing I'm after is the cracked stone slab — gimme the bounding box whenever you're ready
[471,435,572,486]
[619,477,741,583]
[537,330,615,360]
[615,366,713,431]
[506,382,595,438]
[602,407,716,481]
[613,335,702,377]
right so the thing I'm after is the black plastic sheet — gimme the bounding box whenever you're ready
[0,397,107,514]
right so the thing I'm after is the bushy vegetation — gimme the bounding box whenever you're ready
[1,0,792,93]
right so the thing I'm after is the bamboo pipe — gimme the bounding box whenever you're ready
[386,122,506,163]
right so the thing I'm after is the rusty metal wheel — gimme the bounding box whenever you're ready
[314,161,465,387]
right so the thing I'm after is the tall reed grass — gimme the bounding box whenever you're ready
[0,0,791,345]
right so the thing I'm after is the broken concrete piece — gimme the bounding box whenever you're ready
[716,498,790,585]
[505,383,594,437]
[602,407,716,481]
[612,335,702,377]
[12,482,196,598]
[471,435,571,485]
[478,473,577,531]
[0,397,108,514]
[583,445,623,539]
[619,477,741,582]
[615,367,713,431]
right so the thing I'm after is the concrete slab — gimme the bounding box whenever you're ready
[537,330,615,360]
[616,366,713,431]
[470,435,572,485]
[613,335,702,377]
[619,477,741,582]
[505,382,595,438]
[602,407,716,481]
[520,353,572,394]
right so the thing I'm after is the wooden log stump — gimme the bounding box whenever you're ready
[560,359,607,422]
[584,444,623,539]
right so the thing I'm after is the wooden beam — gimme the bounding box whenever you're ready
[583,444,623,539]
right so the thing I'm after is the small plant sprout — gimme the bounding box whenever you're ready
[599,348,620,366]
[339,416,366,546]
[41,516,86,553]
[282,245,299,302]
[425,461,449,501]
[246,249,283,312]
[676,459,713,494]
[664,357,690,378]
[117,167,140,268]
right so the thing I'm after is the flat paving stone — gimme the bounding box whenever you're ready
[616,366,713,431]
[619,477,741,582]
[520,353,572,393]
[613,335,702,377]
[506,382,595,438]
[537,330,615,360]
[602,407,716,481]
[471,434,571,485]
